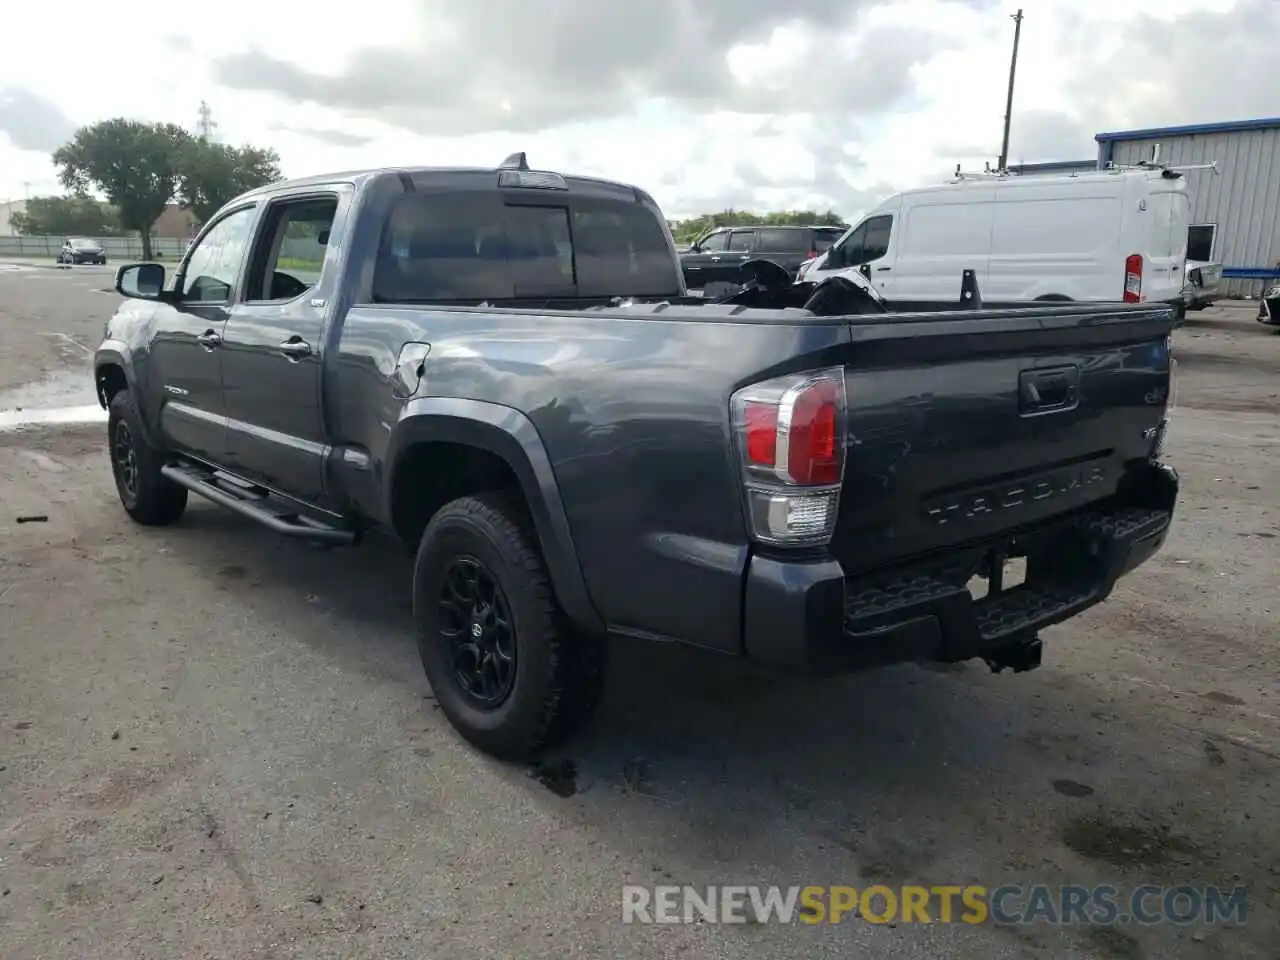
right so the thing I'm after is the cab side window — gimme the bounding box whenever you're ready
[727,230,754,252]
[863,216,893,261]
[180,206,257,303]
[832,223,867,266]
[699,232,729,252]
[832,215,893,266]
[244,196,339,302]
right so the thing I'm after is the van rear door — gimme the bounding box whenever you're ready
[1139,181,1190,303]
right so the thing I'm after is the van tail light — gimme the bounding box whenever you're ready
[1123,254,1143,302]
[730,367,846,545]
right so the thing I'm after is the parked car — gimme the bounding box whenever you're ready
[93,154,1180,761]
[57,237,107,265]
[801,166,1191,313]
[1183,259,1222,311]
[1258,283,1280,326]
[680,224,844,287]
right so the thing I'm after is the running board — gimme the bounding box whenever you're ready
[160,464,357,545]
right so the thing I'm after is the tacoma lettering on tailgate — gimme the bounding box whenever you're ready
[925,464,1108,526]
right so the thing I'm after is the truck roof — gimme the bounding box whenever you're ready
[238,161,647,201]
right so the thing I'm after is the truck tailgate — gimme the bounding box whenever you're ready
[831,304,1175,577]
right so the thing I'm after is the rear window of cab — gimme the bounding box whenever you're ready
[372,191,681,302]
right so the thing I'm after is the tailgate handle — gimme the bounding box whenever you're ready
[1019,366,1079,415]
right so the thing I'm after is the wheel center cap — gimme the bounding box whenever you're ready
[470,621,483,640]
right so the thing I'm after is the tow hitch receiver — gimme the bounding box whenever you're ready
[984,635,1044,674]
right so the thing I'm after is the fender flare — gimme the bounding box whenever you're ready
[385,397,604,633]
[93,342,161,448]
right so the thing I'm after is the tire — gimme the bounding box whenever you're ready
[412,493,606,761]
[107,390,188,525]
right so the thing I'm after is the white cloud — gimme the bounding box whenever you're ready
[0,0,1271,223]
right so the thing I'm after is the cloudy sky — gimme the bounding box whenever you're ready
[0,0,1271,221]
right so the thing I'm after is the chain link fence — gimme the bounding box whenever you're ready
[0,236,192,260]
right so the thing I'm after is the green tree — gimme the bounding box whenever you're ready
[671,208,848,244]
[53,119,192,259]
[177,140,282,226]
[9,195,125,237]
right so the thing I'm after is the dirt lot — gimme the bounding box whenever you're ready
[1,263,1277,959]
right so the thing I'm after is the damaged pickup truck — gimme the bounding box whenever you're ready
[93,154,1180,760]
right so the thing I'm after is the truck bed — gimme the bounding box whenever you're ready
[363,295,1175,666]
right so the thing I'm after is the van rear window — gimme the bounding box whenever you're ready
[371,191,681,302]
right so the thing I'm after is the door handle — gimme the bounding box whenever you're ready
[710,256,721,261]
[278,337,312,360]
[1018,365,1080,415]
[876,266,892,271]
[197,330,221,349]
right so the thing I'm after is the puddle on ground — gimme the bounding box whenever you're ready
[1061,815,1199,867]
[0,369,98,409]
[0,405,106,430]
[0,370,104,431]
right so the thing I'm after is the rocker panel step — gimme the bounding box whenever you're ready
[161,464,356,545]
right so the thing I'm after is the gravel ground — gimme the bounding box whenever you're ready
[1,265,1277,959]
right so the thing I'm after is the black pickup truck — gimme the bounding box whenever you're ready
[93,154,1179,761]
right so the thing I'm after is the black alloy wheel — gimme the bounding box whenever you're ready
[412,493,607,760]
[113,420,140,500]
[438,556,518,708]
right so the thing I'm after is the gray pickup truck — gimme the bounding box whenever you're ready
[93,154,1180,760]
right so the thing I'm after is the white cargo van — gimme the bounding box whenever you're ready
[800,166,1191,308]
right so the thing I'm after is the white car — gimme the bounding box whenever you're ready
[1183,259,1222,310]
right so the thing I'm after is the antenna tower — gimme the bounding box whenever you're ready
[197,100,218,141]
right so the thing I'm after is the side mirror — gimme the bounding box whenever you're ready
[858,263,872,280]
[116,262,166,300]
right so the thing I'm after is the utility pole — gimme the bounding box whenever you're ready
[997,8,1024,173]
[197,100,217,141]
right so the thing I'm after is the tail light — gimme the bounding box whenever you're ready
[730,367,846,545]
[1123,254,1143,302]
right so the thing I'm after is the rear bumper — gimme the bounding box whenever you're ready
[743,461,1178,674]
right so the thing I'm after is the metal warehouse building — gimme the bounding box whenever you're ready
[1098,117,1280,297]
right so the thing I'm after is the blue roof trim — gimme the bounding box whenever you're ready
[1095,117,1280,142]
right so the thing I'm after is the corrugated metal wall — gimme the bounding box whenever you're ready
[1105,128,1280,297]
